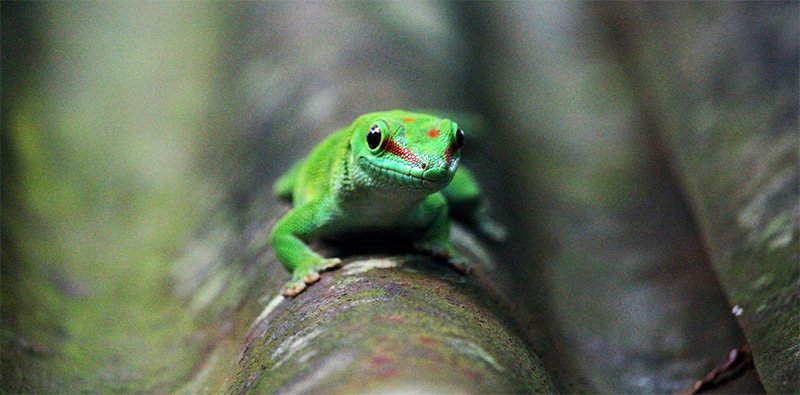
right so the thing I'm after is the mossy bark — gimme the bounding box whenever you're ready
[230,255,555,394]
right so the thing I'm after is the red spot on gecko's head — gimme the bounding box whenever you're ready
[445,143,457,164]
[403,117,415,123]
[427,129,440,138]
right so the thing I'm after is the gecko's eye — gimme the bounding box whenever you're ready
[456,128,464,148]
[367,124,382,150]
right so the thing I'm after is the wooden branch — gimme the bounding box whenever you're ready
[232,254,556,393]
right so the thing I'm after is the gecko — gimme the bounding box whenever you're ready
[271,110,506,296]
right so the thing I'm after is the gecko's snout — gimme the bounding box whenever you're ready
[421,166,451,183]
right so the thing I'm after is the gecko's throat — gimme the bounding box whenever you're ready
[360,157,453,189]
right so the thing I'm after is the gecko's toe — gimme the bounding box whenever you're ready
[281,282,307,297]
[413,244,448,260]
[482,221,508,243]
[448,258,473,275]
[319,258,342,271]
[303,272,321,284]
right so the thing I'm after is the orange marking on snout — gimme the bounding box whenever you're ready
[403,117,415,123]
[427,129,440,138]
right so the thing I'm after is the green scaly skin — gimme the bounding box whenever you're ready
[271,110,506,296]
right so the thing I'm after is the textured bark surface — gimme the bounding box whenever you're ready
[233,255,554,394]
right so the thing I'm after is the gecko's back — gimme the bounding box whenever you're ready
[290,128,351,206]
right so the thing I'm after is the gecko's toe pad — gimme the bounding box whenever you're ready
[303,272,321,284]
[281,282,307,297]
[282,258,343,297]
[319,258,342,271]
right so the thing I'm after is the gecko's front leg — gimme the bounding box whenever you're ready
[270,200,342,296]
[411,193,472,274]
[443,167,508,242]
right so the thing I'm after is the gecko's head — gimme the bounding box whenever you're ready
[350,110,463,193]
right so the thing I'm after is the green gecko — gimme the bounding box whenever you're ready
[271,110,506,296]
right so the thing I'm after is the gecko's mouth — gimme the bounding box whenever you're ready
[361,158,451,187]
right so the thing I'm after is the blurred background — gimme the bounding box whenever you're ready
[2,2,797,393]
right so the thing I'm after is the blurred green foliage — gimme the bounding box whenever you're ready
[2,3,228,391]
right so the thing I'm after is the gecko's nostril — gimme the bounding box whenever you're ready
[420,162,428,170]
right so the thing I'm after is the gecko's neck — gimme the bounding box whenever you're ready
[338,157,430,215]
[341,186,427,225]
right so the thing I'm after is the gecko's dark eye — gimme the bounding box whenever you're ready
[367,124,382,150]
[456,128,464,148]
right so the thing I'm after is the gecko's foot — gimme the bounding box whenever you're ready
[318,257,343,272]
[446,255,473,275]
[281,258,343,297]
[414,244,473,275]
[478,220,508,243]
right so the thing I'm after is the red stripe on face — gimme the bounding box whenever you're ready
[385,138,420,165]
[444,143,457,165]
